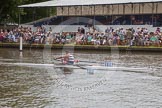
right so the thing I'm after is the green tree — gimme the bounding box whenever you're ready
[0,0,56,24]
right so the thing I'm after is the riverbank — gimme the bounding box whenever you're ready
[0,43,162,52]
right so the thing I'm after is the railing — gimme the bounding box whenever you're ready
[20,24,160,33]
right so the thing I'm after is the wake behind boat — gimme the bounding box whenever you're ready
[84,65,149,72]
[0,62,82,69]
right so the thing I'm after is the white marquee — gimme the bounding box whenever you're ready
[18,0,162,8]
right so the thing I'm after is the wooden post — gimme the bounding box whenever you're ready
[20,36,23,51]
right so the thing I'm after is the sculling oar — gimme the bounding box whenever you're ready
[54,58,113,68]
[76,60,113,66]
[76,60,98,63]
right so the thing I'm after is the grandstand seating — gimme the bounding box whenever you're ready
[21,14,162,33]
[27,14,162,27]
[20,24,160,33]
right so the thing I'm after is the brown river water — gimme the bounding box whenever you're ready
[0,48,162,108]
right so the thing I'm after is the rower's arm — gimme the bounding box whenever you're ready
[55,56,63,60]
[55,55,68,60]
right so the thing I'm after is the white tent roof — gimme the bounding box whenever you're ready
[18,0,162,8]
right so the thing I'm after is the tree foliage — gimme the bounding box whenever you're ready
[0,0,56,24]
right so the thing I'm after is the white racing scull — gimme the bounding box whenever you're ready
[0,61,150,72]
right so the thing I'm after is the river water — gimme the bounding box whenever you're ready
[0,48,162,108]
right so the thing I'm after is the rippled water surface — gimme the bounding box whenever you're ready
[0,48,162,108]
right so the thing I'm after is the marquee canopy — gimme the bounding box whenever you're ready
[18,0,162,8]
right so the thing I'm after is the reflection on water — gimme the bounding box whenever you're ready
[0,48,162,108]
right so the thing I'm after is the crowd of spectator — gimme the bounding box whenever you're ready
[0,26,162,47]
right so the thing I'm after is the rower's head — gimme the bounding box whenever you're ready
[65,50,69,54]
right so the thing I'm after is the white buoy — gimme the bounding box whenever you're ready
[20,36,23,51]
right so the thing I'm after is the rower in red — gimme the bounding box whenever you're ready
[55,51,75,65]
